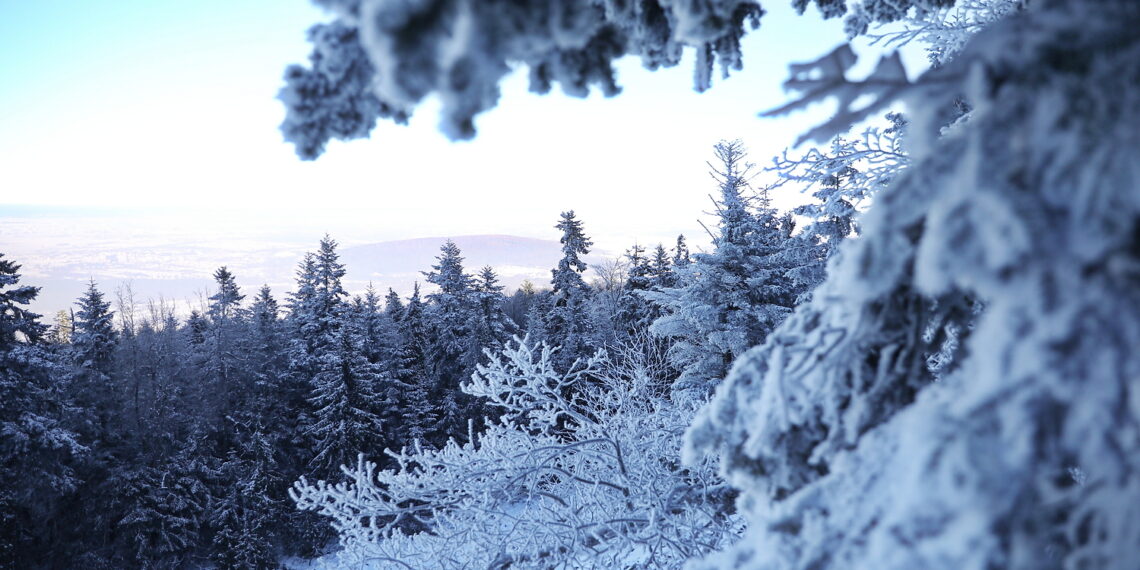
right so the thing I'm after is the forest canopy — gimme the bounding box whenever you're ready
[3,0,1138,568]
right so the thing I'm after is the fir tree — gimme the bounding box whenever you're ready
[201,266,250,432]
[422,241,479,441]
[392,284,436,447]
[384,287,404,322]
[68,281,118,434]
[72,281,117,376]
[649,243,676,288]
[306,322,385,476]
[207,266,245,322]
[648,141,803,401]
[0,254,83,567]
[546,211,595,372]
[673,234,691,267]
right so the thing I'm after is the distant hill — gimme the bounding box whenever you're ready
[16,233,613,319]
[340,234,609,295]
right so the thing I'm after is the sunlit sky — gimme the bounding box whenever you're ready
[0,0,924,257]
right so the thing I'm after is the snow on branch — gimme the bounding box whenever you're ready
[292,337,739,568]
[763,45,912,145]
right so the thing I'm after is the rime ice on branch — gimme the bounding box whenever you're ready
[279,0,955,157]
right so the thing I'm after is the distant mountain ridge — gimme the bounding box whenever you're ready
[17,233,612,318]
[341,234,609,294]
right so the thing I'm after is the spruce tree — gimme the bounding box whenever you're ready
[307,322,385,475]
[546,211,595,372]
[69,280,118,432]
[392,284,436,447]
[201,266,249,432]
[0,254,83,566]
[467,266,514,368]
[648,141,802,401]
[672,234,691,267]
[289,237,383,477]
[422,241,479,441]
[649,243,676,289]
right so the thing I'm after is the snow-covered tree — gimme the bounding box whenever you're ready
[546,211,596,372]
[291,338,737,568]
[391,283,437,447]
[648,141,803,401]
[279,0,959,155]
[306,320,386,476]
[467,266,515,367]
[422,240,482,441]
[207,266,245,323]
[770,112,907,250]
[0,254,84,566]
[287,237,386,477]
[649,243,676,288]
[67,280,118,433]
[673,234,691,267]
[350,283,389,365]
[686,1,1140,568]
[198,267,250,429]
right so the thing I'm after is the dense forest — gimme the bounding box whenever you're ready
[6,0,1140,568]
[1,139,849,567]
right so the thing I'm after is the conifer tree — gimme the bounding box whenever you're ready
[351,283,388,365]
[288,237,384,477]
[673,234,691,267]
[546,211,595,371]
[392,283,437,446]
[249,284,321,558]
[201,266,249,431]
[649,243,676,288]
[384,288,404,322]
[0,254,83,566]
[68,280,118,433]
[306,322,385,475]
[648,141,802,401]
[423,241,480,440]
[72,281,117,375]
[467,266,515,367]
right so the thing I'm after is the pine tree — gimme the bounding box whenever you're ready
[307,322,385,476]
[68,281,118,434]
[546,211,595,372]
[648,141,802,401]
[422,241,480,441]
[391,284,436,447]
[467,266,515,367]
[649,243,676,289]
[672,234,691,267]
[0,254,83,566]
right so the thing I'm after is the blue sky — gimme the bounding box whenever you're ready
[0,1,910,254]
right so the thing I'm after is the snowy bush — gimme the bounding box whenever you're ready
[291,338,739,568]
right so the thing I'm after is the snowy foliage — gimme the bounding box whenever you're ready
[770,112,907,245]
[0,255,84,566]
[280,0,975,154]
[546,211,597,372]
[867,0,1026,68]
[686,1,1140,568]
[648,141,814,403]
[292,338,738,568]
